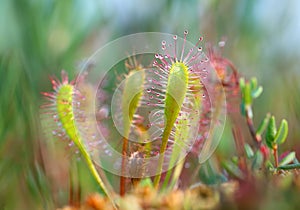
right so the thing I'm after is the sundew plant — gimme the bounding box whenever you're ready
[40,31,299,209]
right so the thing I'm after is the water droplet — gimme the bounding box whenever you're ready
[199,37,203,42]
[173,35,177,40]
[198,47,202,52]
[184,30,188,35]
[150,95,153,99]
[162,40,166,45]
[147,89,151,93]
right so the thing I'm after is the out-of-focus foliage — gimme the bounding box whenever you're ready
[0,0,299,209]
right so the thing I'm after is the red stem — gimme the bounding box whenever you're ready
[245,107,262,148]
[273,146,278,168]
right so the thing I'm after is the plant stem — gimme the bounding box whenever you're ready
[77,142,117,209]
[273,146,278,168]
[245,106,262,147]
[168,159,185,190]
[153,126,172,189]
[161,167,173,190]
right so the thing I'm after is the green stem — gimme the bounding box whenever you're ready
[76,141,118,209]
[153,126,172,189]
[161,168,172,190]
[164,159,185,191]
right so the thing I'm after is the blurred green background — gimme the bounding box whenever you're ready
[0,0,299,209]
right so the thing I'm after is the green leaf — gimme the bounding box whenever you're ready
[154,61,189,187]
[164,62,189,129]
[251,150,263,170]
[274,119,288,145]
[256,113,270,136]
[251,86,263,98]
[239,77,245,91]
[122,69,145,136]
[244,83,252,106]
[250,77,258,90]
[231,156,239,165]
[279,152,295,167]
[222,160,244,179]
[265,116,277,149]
[278,163,300,170]
[244,144,254,159]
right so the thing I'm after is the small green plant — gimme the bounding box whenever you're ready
[265,115,289,168]
[218,67,299,179]
[239,77,298,171]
